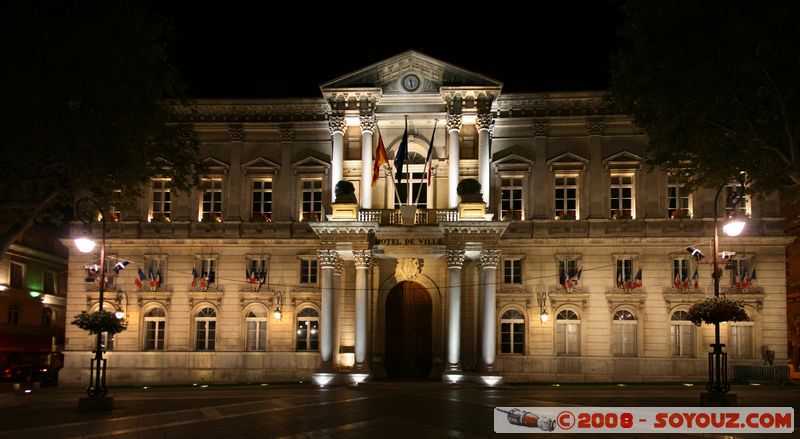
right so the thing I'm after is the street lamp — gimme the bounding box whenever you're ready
[74,197,110,399]
[708,178,746,395]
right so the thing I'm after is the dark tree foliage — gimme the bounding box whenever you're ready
[611,1,800,197]
[0,1,202,255]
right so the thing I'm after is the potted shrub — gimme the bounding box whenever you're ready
[456,178,487,220]
[330,180,358,221]
[686,297,748,325]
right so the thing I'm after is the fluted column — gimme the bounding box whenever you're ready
[317,249,339,366]
[479,249,500,371]
[587,117,606,218]
[329,116,346,201]
[447,114,462,208]
[360,116,376,209]
[353,250,372,369]
[332,259,344,367]
[446,249,465,370]
[476,114,494,206]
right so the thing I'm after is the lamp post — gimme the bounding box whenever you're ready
[74,197,109,399]
[708,178,746,395]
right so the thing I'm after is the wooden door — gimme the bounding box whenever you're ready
[385,281,432,379]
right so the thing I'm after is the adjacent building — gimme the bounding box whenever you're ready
[60,51,790,386]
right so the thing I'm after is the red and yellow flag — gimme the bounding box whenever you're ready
[371,131,388,186]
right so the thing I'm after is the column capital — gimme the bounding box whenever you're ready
[446,249,466,268]
[279,124,295,142]
[446,114,462,132]
[587,117,606,136]
[359,115,377,134]
[334,258,344,275]
[317,249,339,268]
[479,249,501,268]
[475,113,494,133]
[353,250,372,268]
[328,116,347,135]
[229,124,245,142]
[533,119,550,137]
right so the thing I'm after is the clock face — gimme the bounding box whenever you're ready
[402,74,420,92]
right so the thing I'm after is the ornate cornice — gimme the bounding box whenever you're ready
[353,250,372,268]
[171,99,330,123]
[359,116,377,134]
[479,249,501,268]
[495,92,615,118]
[440,222,510,245]
[309,222,378,236]
[446,249,465,268]
[446,114,463,132]
[328,116,347,135]
[475,113,494,133]
[228,124,244,142]
[279,124,295,142]
[317,249,339,268]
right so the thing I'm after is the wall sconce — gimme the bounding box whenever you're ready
[272,291,283,321]
[538,292,549,324]
[114,291,129,319]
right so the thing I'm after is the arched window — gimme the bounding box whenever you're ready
[555,309,580,355]
[144,307,166,351]
[41,308,53,327]
[729,315,754,358]
[670,310,694,357]
[245,308,268,351]
[195,307,216,351]
[612,310,637,357]
[296,307,319,351]
[500,309,525,354]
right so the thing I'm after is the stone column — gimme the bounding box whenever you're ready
[329,116,346,202]
[447,114,463,209]
[532,119,550,219]
[332,259,344,367]
[317,249,339,366]
[446,249,465,370]
[587,117,606,218]
[353,250,372,369]
[476,114,493,206]
[479,249,500,371]
[277,125,295,221]
[360,116,376,209]
[226,124,243,221]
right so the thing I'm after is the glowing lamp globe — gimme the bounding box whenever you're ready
[723,219,745,237]
[74,237,96,253]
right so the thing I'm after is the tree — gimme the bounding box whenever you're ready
[610,1,800,197]
[0,1,202,256]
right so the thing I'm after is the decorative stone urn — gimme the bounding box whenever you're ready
[457,178,487,221]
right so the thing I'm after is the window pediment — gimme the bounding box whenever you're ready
[493,153,533,174]
[602,150,644,171]
[547,152,588,172]
[293,155,331,175]
[243,157,281,176]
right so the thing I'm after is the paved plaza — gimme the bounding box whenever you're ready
[0,381,798,438]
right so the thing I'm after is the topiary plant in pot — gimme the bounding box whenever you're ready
[71,310,127,335]
[456,178,483,203]
[334,180,357,204]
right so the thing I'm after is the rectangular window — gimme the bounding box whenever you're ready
[145,258,167,287]
[9,261,25,289]
[247,257,268,283]
[43,270,56,295]
[671,323,694,357]
[301,180,323,221]
[145,320,165,351]
[200,178,223,222]
[610,174,634,218]
[196,320,216,351]
[199,258,216,283]
[558,259,578,278]
[500,322,524,354]
[667,181,691,218]
[725,184,750,217]
[556,321,580,355]
[729,323,753,358]
[554,175,578,219]
[395,171,427,209]
[246,320,267,351]
[252,179,273,221]
[500,178,523,220]
[616,258,633,286]
[673,258,690,288]
[612,322,637,356]
[300,259,318,284]
[150,179,172,221]
[503,258,522,284]
[730,258,754,288]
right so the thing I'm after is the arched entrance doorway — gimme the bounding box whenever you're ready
[385,281,432,379]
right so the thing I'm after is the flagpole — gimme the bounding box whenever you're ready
[403,115,410,205]
[413,119,437,206]
[375,124,403,208]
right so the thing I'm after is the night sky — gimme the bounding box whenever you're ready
[155,1,622,99]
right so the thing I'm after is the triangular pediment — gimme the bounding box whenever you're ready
[602,150,644,170]
[320,50,502,95]
[242,157,281,176]
[547,152,589,171]
[202,157,230,175]
[492,152,534,173]
[293,154,330,169]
